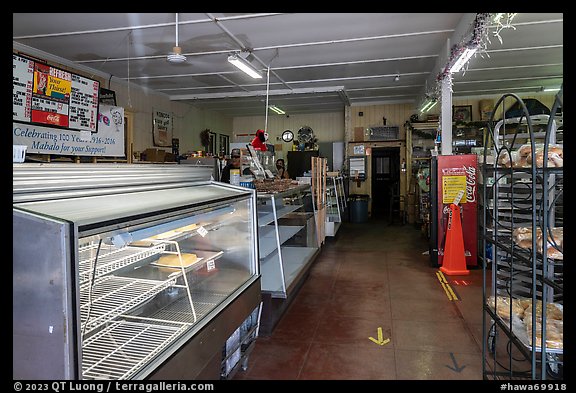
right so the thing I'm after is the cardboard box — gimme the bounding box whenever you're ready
[144,148,167,162]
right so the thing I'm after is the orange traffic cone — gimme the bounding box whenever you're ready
[440,203,470,276]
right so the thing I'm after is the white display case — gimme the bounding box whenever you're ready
[13,163,261,380]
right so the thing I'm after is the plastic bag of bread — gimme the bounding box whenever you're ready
[523,301,563,321]
[512,226,563,258]
[526,144,563,167]
[497,149,518,168]
[517,143,544,158]
[524,316,563,349]
[487,295,528,320]
[536,227,563,259]
[512,226,540,249]
[513,154,530,168]
[512,226,532,239]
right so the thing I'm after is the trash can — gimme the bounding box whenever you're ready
[349,194,369,223]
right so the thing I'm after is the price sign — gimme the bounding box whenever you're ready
[13,53,99,132]
[197,226,208,237]
[207,260,216,271]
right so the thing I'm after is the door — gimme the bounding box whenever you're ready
[371,147,400,219]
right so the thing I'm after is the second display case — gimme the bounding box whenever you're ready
[256,183,320,333]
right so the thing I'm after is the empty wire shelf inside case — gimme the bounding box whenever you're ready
[82,319,189,380]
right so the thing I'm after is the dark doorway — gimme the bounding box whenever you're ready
[371,147,400,219]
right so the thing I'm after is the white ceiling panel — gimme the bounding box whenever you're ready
[13,12,563,117]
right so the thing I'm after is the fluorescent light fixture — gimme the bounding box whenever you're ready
[269,105,285,115]
[425,100,438,112]
[543,87,561,92]
[449,47,477,73]
[420,99,437,113]
[227,54,262,79]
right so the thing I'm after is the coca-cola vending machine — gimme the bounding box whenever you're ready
[430,154,478,267]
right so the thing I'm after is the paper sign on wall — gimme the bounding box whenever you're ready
[153,110,173,147]
[13,105,125,157]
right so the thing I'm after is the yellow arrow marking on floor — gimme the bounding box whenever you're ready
[368,327,390,346]
[435,271,459,301]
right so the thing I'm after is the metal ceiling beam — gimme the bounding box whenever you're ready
[252,29,455,51]
[337,90,351,106]
[271,54,438,71]
[13,13,284,39]
[458,63,562,73]
[453,75,563,84]
[169,86,346,100]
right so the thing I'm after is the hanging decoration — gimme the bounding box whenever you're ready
[425,13,518,100]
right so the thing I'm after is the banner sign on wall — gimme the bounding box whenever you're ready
[13,105,125,157]
[152,109,173,147]
[13,53,99,132]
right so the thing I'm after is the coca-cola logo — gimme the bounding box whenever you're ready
[464,165,476,203]
[46,114,60,123]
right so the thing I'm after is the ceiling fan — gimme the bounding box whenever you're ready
[167,13,187,63]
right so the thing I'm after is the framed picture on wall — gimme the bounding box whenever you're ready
[208,131,217,155]
[218,134,230,155]
[453,105,472,123]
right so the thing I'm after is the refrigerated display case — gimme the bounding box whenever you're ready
[256,183,320,333]
[13,163,261,380]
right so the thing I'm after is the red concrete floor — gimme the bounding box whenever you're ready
[234,218,488,380]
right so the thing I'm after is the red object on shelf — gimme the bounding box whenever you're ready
[440,203,470,276]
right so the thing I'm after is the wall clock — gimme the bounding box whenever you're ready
[281,130,294,142]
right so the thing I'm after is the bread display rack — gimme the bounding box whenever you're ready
[481,87,563,380]
[13,163,261,380]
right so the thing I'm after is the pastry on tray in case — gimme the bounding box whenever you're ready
[149,230,181,240]
[154,253,198,268]
[175,223,198,232]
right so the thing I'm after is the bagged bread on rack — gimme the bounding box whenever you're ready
[512,226,563,258]
[487,295,528,320]
[512,227,532,244]
[525,144,563,168]
[524,315,563,349]
[523,301,563,321]
[517,143,544,159]
[536,227,563,259]
[497,149,517,168]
